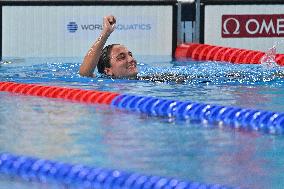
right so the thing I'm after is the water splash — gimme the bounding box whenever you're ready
[260,45,277,68]
[260,40,284,68]
[1,59,284,86]
[0,60,12,65]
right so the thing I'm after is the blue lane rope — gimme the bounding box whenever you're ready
[111,94,284,134]
[1,82,283,134]
[0,152,237,189]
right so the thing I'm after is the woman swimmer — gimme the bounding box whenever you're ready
[79,15,138,78]
[79,15,284,84]
[79,15,191,83]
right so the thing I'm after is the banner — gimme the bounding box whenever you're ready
[2,6,173,58]
[204,5,284,53]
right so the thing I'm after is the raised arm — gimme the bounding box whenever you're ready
[79,15,116,77]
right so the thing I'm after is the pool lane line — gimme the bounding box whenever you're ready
[175,43,284,66]
[0,152,238,189]
[0,81,119,105]
[111,94,284,134]
[1,81,284,134]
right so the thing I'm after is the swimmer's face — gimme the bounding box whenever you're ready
[104,45,138,77]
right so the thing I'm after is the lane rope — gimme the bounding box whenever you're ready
[175,43,284,66]
[0,81,119,105]
[0,152,237,189]
[111,94,284,134]
[1,81,283,134]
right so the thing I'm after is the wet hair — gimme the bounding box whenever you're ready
[97,44,118,74]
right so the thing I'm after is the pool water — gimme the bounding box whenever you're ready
[1,56,284,189]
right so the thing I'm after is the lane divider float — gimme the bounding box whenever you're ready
[175,43,284,66]
[0,81,283,134]
[0,152,235,189]
[0,81,119,104]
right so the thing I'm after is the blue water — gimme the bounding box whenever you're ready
[1,56,284,189]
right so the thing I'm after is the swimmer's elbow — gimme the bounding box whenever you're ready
[79,68,94,78]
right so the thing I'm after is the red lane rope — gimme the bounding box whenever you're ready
[0,82,119,105]
[175,43,284,66]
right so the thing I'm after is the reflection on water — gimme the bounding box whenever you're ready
[0,58,284,188]
[1,95,81,160]
[1,93,284,189]
[0,175,67,189]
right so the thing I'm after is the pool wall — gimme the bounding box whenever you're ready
[0,0,177,59]
[2,0,284,60]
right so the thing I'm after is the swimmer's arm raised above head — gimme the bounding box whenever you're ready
[79,15,116,77]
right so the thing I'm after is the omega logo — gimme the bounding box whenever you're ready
[222,17,240,35]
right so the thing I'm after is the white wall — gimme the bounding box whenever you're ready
[3,6,173,57]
